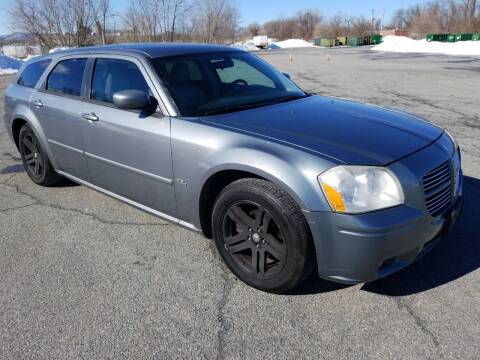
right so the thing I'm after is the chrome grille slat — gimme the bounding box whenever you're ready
[426,190,451,206]
[423,170,450,189]
[423,160,452,217]
[423,165,450,184]
[424,162,449,178]
[428,196,451,214]
[423,174,451,193]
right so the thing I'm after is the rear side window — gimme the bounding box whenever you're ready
[17,59,51,88]
[46,58,87,96]
[91,58,150,104]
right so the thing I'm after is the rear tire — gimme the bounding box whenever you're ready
[18,124,62,186]
[212,178,314,293]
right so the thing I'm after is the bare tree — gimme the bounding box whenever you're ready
[247,22,261,37]
[90,0,110,45]
[8,0,97,49]
[191,0,239,43]
[350,16,372,36]
[263,17,297,40]
[295,10,322,39]
[389,0,479,36]
[158,0,192,42]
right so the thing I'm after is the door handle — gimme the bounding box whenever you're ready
[32,100,43,108]
[81,112,99,122]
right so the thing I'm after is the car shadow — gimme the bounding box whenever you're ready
[0,163,25,174]
[0,163,79,187]
[363,175,479,296]
[290,175,480,296]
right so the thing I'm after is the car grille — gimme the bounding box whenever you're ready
[423,160,453,217]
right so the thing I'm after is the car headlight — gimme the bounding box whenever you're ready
[318,166,404,214]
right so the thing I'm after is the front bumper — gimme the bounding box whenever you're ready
[304,194,463,284]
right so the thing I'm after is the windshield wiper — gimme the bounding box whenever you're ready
[203,102,271,116]
[202,93,310,116]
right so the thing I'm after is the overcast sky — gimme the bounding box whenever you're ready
[0,0,427,35]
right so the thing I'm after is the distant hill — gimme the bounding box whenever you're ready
[0,32,36,44]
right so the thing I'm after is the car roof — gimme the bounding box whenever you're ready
[33,43,243,62]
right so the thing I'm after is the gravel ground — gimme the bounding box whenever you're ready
[0,47,479,359]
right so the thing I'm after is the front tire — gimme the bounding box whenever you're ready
[212,178,314,293]
[19,124,61,186]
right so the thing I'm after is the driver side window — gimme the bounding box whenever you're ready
[91,58,150,104]
[216,58,275,88]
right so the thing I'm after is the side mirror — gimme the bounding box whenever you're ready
[113,90,149,110]
[282,72,291,79]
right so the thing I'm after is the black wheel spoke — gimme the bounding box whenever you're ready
[228,240,251,254]
[222,200,287,279]
[251,208,266,228]
[227,206,252,230]
[34,160,40,175]
[224,232,246,246]
[255,249,265,276]
[262,212,272,228]
[264,234,284,260]
[23,138,36,152]
[26,157,36,165]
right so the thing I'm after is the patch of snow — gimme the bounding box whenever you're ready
[0,54,22,76]
[372,35,480,57]
[49,47,71,53]
[24,54,40,61]
[0,68,19,75]
[272,39,315,49]
[231,43,260,52]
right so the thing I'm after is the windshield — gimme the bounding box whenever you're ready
[150,51,306,116]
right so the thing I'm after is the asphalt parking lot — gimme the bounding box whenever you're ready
[1,46,479,359]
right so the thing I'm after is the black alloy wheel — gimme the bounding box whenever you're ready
[222,201,287,278]
[212,178,314,293]
[19,124,61,186]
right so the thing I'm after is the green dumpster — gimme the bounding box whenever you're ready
[347,36,364,46]
[321,38,337,47]
[429,33,450,42]
[314,38,336,47]
[458,33,473,41]
[447,34,457,42]
[370,34,382,44]
[337,36,348,46]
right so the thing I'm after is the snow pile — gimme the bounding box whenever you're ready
[272,39,315,49]
[0,54,22,75]
[49,47,71,53]
[372,35,480,57]
[24,54,40,61]
[231,43,260,52]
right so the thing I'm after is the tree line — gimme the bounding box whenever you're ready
[7,0,480,50]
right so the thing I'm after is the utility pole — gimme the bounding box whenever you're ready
[371,9,375,33]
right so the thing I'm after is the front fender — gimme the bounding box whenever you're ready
[198,147,330,212]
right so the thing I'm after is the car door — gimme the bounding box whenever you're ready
[80,56,176,216]
[31,57,90,180]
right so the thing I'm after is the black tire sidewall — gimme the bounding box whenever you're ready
[19,125,48,184]
[212,180,307,292]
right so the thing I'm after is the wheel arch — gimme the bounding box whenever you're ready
[10,114,58,169]
[11,117,27,149]
[197,158,321,238]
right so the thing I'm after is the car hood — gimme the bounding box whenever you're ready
[202,95,443,165]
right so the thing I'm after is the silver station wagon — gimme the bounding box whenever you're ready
[4,44,463,293]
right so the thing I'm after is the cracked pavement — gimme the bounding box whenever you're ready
[1,47,479,359]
